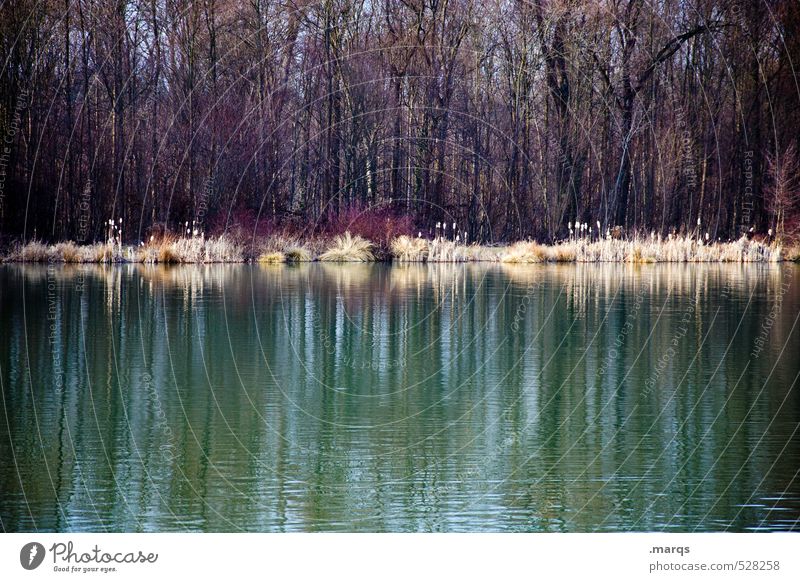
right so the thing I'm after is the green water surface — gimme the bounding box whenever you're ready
[1,263,798,532]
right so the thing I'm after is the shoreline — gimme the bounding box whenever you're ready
[2,232,798,265]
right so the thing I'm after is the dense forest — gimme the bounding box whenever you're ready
[0,0,798,244]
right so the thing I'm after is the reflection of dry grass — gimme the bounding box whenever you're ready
[500,263,546,286]
[317,263,375,292]
[319,232,375,262]
[54,242,81,262]
[387,263,429,292]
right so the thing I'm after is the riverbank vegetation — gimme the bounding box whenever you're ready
[1,1,798,248]
[3,232,794,264]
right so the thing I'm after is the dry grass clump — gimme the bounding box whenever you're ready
[53,242,81,262]
[135,245,160,263]
[285,246,312,262]
[390,235,429,262]
[319,232,375,262]
[501,241,550,263]
[169,237,204,263]
[157,243,180,263]
[258,251,286,263]
[257,233,313,262]
[626,242,656,263]
[87,243,111,263]
[784,244,800,262]
[18,241,53,262]
[552,243,578,262]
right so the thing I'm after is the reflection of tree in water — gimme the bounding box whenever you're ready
[0,264,798,531]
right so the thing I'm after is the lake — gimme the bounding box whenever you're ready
[1,262,798,532]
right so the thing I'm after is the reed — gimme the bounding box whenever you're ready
[203,236,244,262]
[390,235,429,262]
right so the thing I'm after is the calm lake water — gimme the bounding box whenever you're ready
[1,262,799,532]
